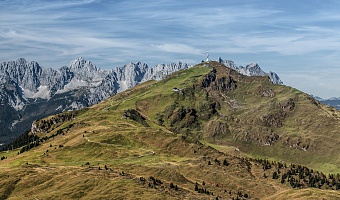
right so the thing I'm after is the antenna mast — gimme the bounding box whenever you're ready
[206,45,209,62]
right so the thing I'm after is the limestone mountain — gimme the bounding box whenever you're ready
[0,57,281,145]
[0,57,190,145]
[0,61,339,199]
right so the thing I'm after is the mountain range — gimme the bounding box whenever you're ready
[0,57,282,145]
[0,61,339,199]
[312,96,340,110]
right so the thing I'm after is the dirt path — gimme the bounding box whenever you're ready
[83,135,155,158]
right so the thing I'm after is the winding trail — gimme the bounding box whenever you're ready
[83,135,155,158]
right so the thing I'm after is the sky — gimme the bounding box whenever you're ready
[1,0,340,98]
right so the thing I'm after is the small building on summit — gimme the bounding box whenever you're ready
[173,87,181,92]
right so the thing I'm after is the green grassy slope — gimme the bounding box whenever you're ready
[130,61,340,174]
[0,62,339,199]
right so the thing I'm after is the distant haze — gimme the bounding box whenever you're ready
[1,0,340,98]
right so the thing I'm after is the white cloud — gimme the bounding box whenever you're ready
[19,0,99,12]
[280,69,340,99]
[152,44,202,55]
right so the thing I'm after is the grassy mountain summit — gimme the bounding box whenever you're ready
[1,61,339,199]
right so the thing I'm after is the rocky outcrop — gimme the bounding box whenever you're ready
[201,68,237,92]
[213,76,237,92]
[260,98,296,127]
[260,111,287,128]
[204,120,231,139]
[122,109,149,127]
[31,111,80,134]
[201,69,217,88]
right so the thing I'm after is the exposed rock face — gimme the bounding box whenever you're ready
[113,62,148,92]
[204,120,231,139]
[201,67,237,93]
[122,109,149,127]
[143,62,189,81]
[217,57,283,84]
[213,76,237,92]
[31,111,79,135]
[201,69,217,88]
[260,98,296,128]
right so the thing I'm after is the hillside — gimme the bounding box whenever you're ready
[126,61,340,174]
[0,61,339,199]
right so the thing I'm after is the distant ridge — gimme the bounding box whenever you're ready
[312,95,340,110]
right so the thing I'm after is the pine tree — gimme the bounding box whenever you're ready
[195,183,199,191]
[281,177,285,184]
[223,159,229,166]
[272,171,279,179]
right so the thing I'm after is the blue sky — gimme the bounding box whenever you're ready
[1,0,340,98]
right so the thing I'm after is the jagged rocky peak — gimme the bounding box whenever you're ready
[217,57,283,84]
[114,62,146,80]
[15,58,27,67]
[5,58,29,68]
[268,71,283,85]
[143,61,190,81]
[242,63,266,76]
[14,58,42,77]
[68,57,108,83]
[126,61,149,73]
[69,57,97,72]
[217,57,239,70]
[113,62,149,92]
[0,58,43,92]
